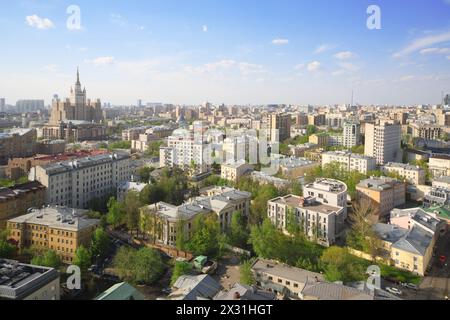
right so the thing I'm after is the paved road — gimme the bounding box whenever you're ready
[416,231,450,300]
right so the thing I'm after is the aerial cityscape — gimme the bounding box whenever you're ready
[1,0,450,307]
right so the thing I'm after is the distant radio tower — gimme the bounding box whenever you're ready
[351,90,354,106]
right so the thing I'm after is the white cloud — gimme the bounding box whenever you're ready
[202,25,208,32]
[25,15,55,30]
[238,62,265,76]
[331,62,360,76]
[419,47,450,55]
[185,59,265,77]
[294,64,305,70]
[338,62,359,72]
[272,38,289,45]
[314,44,333,54]
[447,55,450,60]
[333,51,354,60]
[43,64,57,72]
[86,56,116,66]
[110,13,126,27]
[307,61,321,72]
[399,75,415,82]
[393,30,450,57]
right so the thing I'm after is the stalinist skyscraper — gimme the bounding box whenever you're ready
[43,68,106,142]
[49,68,103,125]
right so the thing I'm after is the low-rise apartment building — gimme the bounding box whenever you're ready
[303,178,348,221]
[140,187,251,247]
[373,221,437,276]
[267,195,344,246]
[117,181,148,202]
[356,177,406,222]
[429,155,450,178]
[7,206,99,264]
[251,258,325,299]
[29,152,131,209]
[322,151,377,174]
[410,123,442,141]
[309,133,329,147]
[277,157,319,179]
[0,181,46,228]
[0,259,60,300]
[220,161,253,183]
[131,133,159,153]
[0,128,37,165]
[382,162,426,185]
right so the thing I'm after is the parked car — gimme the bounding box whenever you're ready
[401,283,418,291]
[386,287,402,295]
[161,288,172,295]
[201,260,218,275]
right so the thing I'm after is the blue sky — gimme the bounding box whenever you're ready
[1,0,450,105]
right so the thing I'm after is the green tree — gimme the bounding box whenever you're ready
[144,141,164,157]
[114,247,165,285]
[139,184,165,205]
[108,140,131,151]
[320,247,366,283]
[106,197,125,228]
[250,184,280,225]
[138,166,154,183]
[228,212,248,248]
[350,145,365,154]
[31,250,61,268]
[73,245,92,273]
[286,207,301,236]
[124,191,143,236]
[186,215,221,257]
[91,228,111,261]
[0,240,16,259]
[249,219,285,260]
[175,217,187,250]
[170,261,193,286]
[240,260,256,286]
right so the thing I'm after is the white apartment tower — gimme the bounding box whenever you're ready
[160,135,207,173]
[342,122,361,148]
[364,122,402,165]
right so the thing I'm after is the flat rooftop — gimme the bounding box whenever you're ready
[270,195,341,215]
[0,259,59,300]
[8,206,98,231]
[252,259,324,285]
[305,178,347,193]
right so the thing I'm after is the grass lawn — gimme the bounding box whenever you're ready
[379,264,422,285]
[350,255,422,285]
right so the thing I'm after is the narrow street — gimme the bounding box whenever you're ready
[416,231,450,300]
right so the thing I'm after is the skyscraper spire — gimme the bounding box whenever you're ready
[76,66,80,85]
